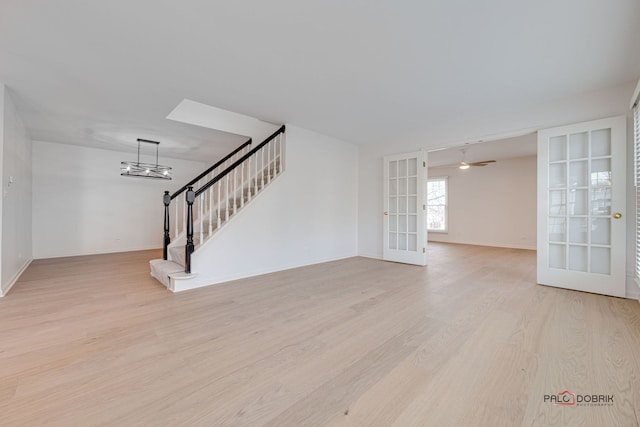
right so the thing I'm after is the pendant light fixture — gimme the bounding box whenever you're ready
[121,138,172,180]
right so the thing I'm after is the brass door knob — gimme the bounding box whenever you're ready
[384,211,389,216]
[613,212,622,219]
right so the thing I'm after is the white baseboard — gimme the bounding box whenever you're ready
[428,239,536,251]
[33,246,161,260]
[356,241,534,262]
[0,258,33,297]
[626,274,640,300]
[357,252,382,260]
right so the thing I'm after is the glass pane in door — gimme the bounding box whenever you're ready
[547,128,613,274]
[591,129,611,156]
[590,218,610,245]
[549,244,566,269]
[549,136,567,161]
[569,132,588,159]
[386,152,423,261]
[568,245,588,272]
[591,247,611,275]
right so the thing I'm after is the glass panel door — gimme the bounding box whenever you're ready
[383,151,427,265]
[538,116,626,297]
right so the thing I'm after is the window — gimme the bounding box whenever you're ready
[427,177,448,232]
[633,90,640,285]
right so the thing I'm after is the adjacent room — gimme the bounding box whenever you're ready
[427,134,537,250]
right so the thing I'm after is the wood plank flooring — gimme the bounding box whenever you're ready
[1,243,639,426]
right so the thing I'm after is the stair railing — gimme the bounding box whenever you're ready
[163,139,252,259]
[184,125,286,273]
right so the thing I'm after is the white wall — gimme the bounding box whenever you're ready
[357,81,638,298]
[1,85,33,296]
[428,155,536,250]
[32,141,207,258]
[180,124,358,288]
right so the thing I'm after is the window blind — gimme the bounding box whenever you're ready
[634,100,640,284]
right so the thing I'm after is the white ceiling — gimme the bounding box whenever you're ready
[0,0,638,161]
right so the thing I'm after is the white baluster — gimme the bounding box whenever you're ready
[271,138,276,174]
[200,187,204,216]
[173,199,178,239]
[182,194,186,236]
[264,148,268,184]
[247,156,252,202]
[217,181,221,229]
[260,149,265,188]
[208,185,213,237]
[276,134,280,173]
[254,152,258,195]
[267,141,272,184]
[272,136,277,174]
[240,161,245,207]
[281,134,284,170]
[273,140,276,177]
[277,136,281,172]
[225,174,229,220]
[233,168,237,214]
[199,194,203,245]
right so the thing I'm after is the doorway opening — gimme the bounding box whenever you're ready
[426,133,538,252]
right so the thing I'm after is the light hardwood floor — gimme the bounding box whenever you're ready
[1,243,639,426]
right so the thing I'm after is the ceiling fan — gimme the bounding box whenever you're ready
[433,148,497,169]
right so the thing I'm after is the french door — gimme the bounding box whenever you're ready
[383,151,427,265]
[537,116,626,297]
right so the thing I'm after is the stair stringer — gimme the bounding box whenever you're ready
[168,170,286,292]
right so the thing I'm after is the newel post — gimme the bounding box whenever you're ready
[185,186,195,274]
[163,191,171,260]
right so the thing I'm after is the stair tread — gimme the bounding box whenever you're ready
[150,259,185,288]
[150,259,184,272]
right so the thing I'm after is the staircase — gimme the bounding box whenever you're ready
[150,125,285,291]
